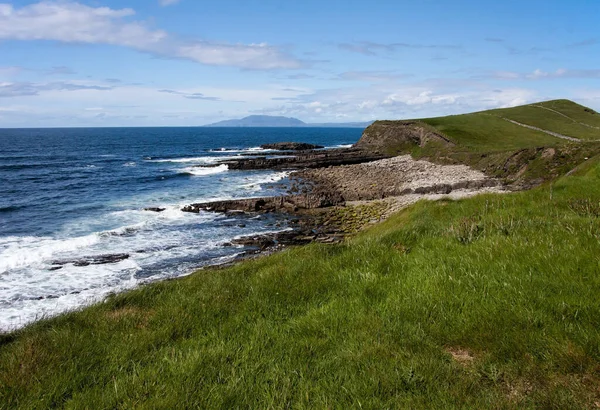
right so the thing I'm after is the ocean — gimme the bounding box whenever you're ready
[0,127,361,330]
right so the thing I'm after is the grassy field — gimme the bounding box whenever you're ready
[419,100,600,150]
[2,154,600,408]
[420,112,560,152]
[489,103,600,141]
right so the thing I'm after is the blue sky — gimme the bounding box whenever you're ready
[0,0,599,127]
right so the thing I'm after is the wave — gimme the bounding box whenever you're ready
[182,164,229,176]
[145,155,240,164]
[146,156,212,163]
[0,234,100,272]
[98,222,148,238]
[329,143,353,149]
[207,147,277,153]
[239,171,289,192]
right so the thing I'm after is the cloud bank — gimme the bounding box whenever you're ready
[0,1,302,69]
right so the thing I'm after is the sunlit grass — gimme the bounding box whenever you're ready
[1,157,600,408]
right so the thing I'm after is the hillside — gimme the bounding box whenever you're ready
[2,99,600,408]
[356,99,600,186]
[2,155,600,408]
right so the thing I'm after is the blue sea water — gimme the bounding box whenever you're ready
[0,127,360,330]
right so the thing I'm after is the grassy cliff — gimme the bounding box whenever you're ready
[357,100,600,186]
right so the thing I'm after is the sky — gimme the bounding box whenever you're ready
[0,0,599,127]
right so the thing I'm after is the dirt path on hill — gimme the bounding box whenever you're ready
[501,118,581,142]
[532,105,600,130]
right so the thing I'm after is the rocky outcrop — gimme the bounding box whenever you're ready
[353,121,454,154]
[51,253,130,268]
[260,142,324,150]
[294,155,501,201]
[182,191,344,214]
[221,148,387,170]
[144,207,166,212]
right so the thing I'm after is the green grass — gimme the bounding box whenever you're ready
[2,157,600,408]
[362,100,600,184]
[537,100,600,128]
[419,100,600,152]
[489,101,600,141]
[420,112,560,152]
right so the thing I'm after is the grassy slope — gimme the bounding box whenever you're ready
[380,100,600,185]
[2,156,600,408]
[419,99,600,150]
[489,103,600,141]
[420,113,560,152]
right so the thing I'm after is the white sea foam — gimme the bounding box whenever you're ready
[182,164,229,176]
[232,227,293,240]
[0,165,292,330]
[240,171,289,191]
[146,156,239,164]
[0,234,100,272]
[208,146,274,153]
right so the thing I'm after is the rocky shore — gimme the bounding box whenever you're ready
[180,144,504,260]
[293,155,501,201]
[219,147,387,170]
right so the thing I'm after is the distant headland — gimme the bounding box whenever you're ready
[204,115,373,128]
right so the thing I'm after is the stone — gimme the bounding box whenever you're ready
[144,207,166,212]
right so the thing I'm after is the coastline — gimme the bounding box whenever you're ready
[188,152,507,264]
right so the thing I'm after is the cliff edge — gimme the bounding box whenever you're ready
[353,120,454,155]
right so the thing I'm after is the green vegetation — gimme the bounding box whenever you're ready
[2,155,600,408]
[313,201,391,234]
[421,112,561,152]
[2,99,599,408]
[419,99,600,150]
[489,102,600,141]
[397,100,600,185]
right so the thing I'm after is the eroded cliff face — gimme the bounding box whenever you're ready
[353,121,454,154]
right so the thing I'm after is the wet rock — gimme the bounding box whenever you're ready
[182,192,345,215]
[221,148,387,171]
[144,207,166,212]
[52,253,130,267]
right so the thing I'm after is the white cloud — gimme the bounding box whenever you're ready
[0,2,303,70]
[159,0,180,5]
[492,68,600,80]
[251,85,538,122]
[0,81,113,97]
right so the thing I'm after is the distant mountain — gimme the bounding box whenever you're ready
[204,115,373,128]
[205,115,306,127]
